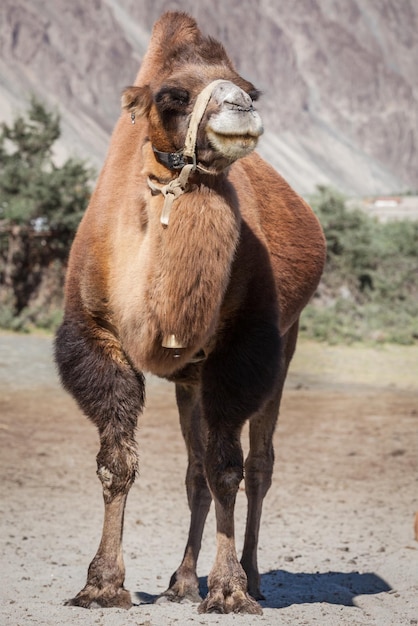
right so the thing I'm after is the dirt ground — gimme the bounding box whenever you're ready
[1,332,417,625]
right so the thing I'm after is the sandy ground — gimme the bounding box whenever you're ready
[0,332,417,625]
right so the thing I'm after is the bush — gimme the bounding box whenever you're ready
[301,186,418,344]
[0,97,93,330]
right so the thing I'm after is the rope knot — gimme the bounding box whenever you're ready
[147,162,196,226]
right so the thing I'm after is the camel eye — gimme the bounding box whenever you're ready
[168,88,190,106]
[155,87,190,112]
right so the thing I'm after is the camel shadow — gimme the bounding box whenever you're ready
[258,569,392,609]
[134,568,391,609]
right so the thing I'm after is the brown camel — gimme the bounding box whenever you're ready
[55,11,326,615]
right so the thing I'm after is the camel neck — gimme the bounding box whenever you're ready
[120,173,241,376]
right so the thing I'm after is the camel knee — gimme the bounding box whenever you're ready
[207,465,243,507]
[186,461,211,508]
[96,439,138,501]
[97,461,136,501]
[205,436,244,505]
[244,451,274,498]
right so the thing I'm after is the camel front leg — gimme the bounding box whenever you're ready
[196,317,280,614]
[66,436,137,609]
[198,427,262,615]
[69,493,130,609]
[55,319,145,609]
[160,383,212,604]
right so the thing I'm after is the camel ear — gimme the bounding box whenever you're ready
[121,85,152,117]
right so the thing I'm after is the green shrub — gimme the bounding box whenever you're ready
[0,97,93,328]
[301,186,418,344]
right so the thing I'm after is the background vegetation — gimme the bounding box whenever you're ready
[0,98,92,330]
[0,100,417,343]
[301,186,418,344]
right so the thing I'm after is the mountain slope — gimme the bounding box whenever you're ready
[1,0,417,195]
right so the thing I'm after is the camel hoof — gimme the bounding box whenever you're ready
[157,585,202,604]
[247,587,266,601]
[65,586,132,609]
[157,569,202,604]
[198,590,263,615]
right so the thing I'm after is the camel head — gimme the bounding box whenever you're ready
[121,12,264,174]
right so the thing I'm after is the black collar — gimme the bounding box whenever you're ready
[152,146,187,171]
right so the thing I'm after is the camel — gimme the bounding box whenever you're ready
[54,11,326,615]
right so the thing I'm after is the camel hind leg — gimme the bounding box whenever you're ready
[241,320,299,600]
[159,381,212,604]
[55,317,145,609]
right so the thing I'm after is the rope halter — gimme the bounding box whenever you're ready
[147,79,226,226]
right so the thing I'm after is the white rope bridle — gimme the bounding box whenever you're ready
[147,79,226,226]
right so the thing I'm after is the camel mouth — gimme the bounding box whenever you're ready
[207,112,264,138]
[209,131,261,149]
[206,127,262,161]
[208,127,263,140]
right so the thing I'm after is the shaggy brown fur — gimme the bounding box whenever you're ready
[55,11,326,615]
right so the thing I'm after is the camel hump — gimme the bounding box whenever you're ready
[135,12,233,86]
[135,12,201,85]
[152,12,200,44]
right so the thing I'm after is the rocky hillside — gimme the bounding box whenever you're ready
[1,0,417,196]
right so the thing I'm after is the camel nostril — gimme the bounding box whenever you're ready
[222,94,254,112]
[213,82,254,111]
[223,100,254,113]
